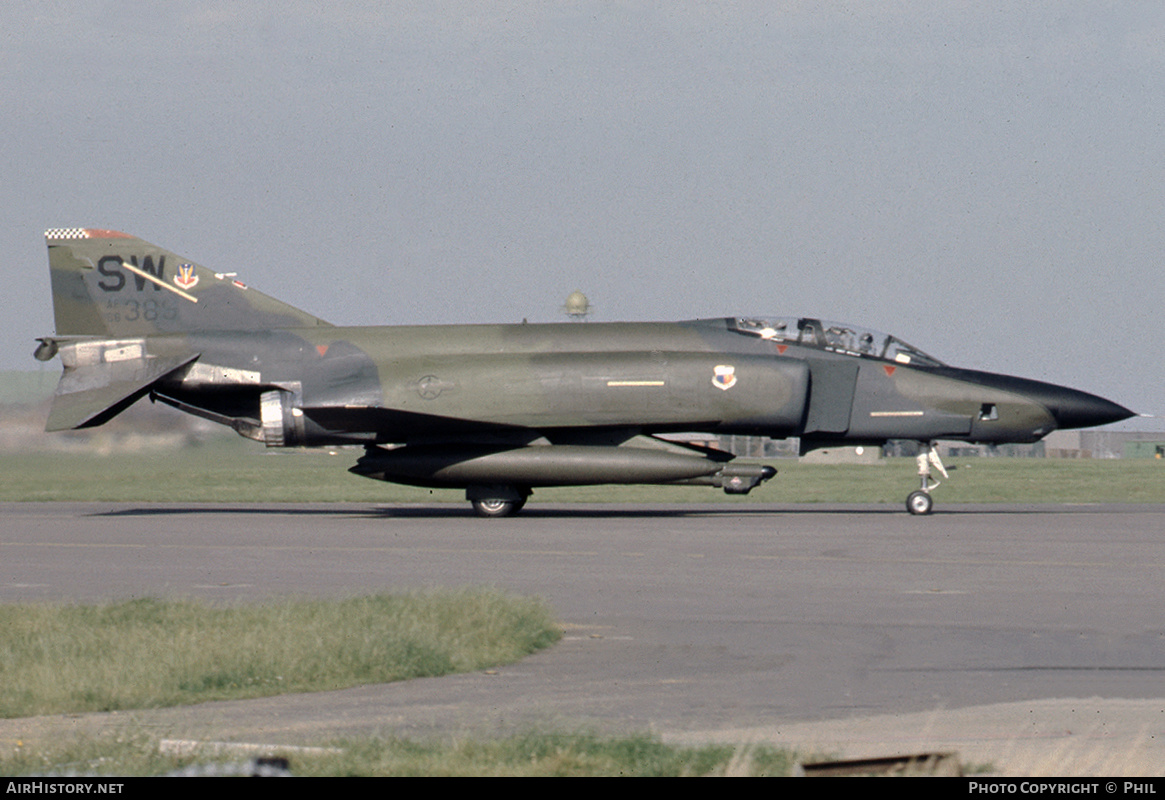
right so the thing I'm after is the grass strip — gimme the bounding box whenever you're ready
[3,729,804,777]
[0,590,560,717]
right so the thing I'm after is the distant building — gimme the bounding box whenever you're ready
[1122,440,1165,459]
[1042,429,1159,459]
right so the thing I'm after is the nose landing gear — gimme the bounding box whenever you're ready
[906,442,948,515]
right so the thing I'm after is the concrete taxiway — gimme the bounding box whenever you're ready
[1,501,1163,776]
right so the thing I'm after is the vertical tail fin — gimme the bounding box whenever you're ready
[46,228,331,337]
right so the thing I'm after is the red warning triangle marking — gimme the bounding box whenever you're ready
[317,345,329,357]
[776,344,788,355]
[883,365,896,377]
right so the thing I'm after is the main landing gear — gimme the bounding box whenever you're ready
[467,485,531,518]
[470,496,528,518]
[906,441,948,516]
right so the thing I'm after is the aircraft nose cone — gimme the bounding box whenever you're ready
[1037,387,1136,430]
[960,370,1135,434]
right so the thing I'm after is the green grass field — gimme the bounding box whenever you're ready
[2,729,803,777]
[1,436,1162,505]
[0,593,805,776]
[0,591,560,718]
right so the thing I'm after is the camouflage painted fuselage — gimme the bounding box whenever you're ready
[39,229,1134,512]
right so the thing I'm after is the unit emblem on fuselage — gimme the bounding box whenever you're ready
[712,364,737,391]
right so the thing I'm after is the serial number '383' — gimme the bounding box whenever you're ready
[104,298,178,323]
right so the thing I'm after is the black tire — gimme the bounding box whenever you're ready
[906,490,934,516]
[472,498,519,518]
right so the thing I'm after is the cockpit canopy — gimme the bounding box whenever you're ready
[731,317,946,367]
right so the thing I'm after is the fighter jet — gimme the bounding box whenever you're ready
[36,229,1135,516]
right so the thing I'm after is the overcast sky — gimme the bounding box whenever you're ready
[4,2,1162,424]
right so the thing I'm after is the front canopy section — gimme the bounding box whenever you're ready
[730,316,946,368]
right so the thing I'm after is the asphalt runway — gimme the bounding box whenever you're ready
[3,501,1164,775]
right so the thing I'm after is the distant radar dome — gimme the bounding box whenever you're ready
[563,290,592,320]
